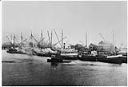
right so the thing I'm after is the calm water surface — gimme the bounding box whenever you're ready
[2,50,127,86]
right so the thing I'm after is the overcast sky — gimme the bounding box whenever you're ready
[2,1,127,47]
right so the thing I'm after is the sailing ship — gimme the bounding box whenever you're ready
[6,34,26,54]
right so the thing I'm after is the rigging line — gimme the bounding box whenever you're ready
[54,29,62,47]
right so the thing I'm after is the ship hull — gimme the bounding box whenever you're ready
[7,48,25,54]
[78,56,97,61]
[97,56,126,64]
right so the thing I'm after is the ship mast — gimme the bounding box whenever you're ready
[21,32,23,43]
[62,30,63,49]
[41,30,43,40]
[86,32,87,47]
[29,31,38,47]
[11,34,13,44]
[113,31,114,45]
[39,30,45,47]
[30,31,33,41]
[20,32,23,47]
[51,30,52,47]
[47,30,50,46]
[13,34,16,45]
[54,29,62,47]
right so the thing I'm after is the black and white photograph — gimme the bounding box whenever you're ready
[2,1,127,86]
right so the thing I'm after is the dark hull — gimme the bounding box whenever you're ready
[107,58,123,64]
[36,53,51,57]
[61,56,78,60]
[35,52,57,57]
[78,56,97,61]
[97,56,126,64]
[7,50,25,54]
[79,55,127,64]
[119,56,127,63]
[47,59,63,62]
[98,58,122,64]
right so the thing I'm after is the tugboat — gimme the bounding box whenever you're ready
[78,51,97,61]
[47,50,63,62]
[47,55,63,62]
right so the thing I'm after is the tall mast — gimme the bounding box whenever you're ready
[86,32,87,47]
[51,31,52,47]
[11,34,13,44]
[113,31,114,45]
[13,34,16,45]
[47,30,50,45]
[20,32,23,47]
[40,30,43,46]
[30,31,33,47]
[54,29,62,47]
[21,32,23,43]
[62,30,63,49]
[41,30,43,40]
[30,31,33,40]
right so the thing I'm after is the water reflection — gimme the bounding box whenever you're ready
[49,60,72,69]
[50,62,59,68]
[2,51,127,86]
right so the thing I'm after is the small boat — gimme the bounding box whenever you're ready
[47,55,63,62]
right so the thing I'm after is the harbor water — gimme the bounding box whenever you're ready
[2,50,127,86]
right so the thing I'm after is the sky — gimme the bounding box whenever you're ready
[2,1,127,47]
